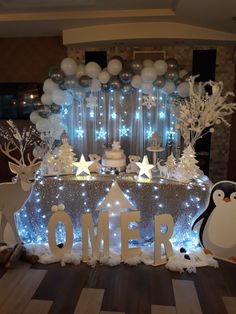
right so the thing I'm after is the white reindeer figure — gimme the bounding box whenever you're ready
[0,142,41,243]
[156,160,168,178]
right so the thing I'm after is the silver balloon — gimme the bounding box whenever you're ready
[101,83,110,92]
[153,76,166,88]
[121,83,132,95]
[131,60,143,74]
[38,105,51,118]
[49,66,65,84]
[109,76,121,90]
[166,58,179,70]
[119,69,132,84]
[79,75,91,88]
[50,103,62,113]
[166,69,179,82]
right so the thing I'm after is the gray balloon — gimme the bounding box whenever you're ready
[119,69,132,84]
[166,58,179,70]
[79,75,91,88]
[166,69,179,82]
[153,76,166,88]
[121,83,132,95]
[131,60,143,74]
[49,66,65,84]
[109,76,121,90]
[50,103,62,113]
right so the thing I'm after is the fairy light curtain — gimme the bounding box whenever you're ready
[62,89,180,160]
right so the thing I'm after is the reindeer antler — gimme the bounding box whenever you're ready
[0,142,22,165]
[27,153,39,166]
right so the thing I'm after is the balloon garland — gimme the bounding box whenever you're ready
[30,56,191,155]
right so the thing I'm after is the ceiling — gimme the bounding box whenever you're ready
[0,0,235,44]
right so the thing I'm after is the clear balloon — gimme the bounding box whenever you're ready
[33,145,45,159]
[64,76,78,91]
[36,118,52,133]
[49,113,61,126]
[76,64,85,79]
[154,60,168,76]
[141,81,153,94]
[60,58,77,76]
[79,75,91,88]
[101,82,110,92]
[64,91,74,106]
[74,89,85,101]
[90,78,101,92]
[179,69,188,79]
[48,66,65,84]
[130,60,143,75]
[164,81,176,95]
[107,59,123,76]
[85,62,101,79]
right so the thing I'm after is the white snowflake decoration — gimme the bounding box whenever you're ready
[142,95,156,109]
[85,94,98,108]
[112,141,121,151]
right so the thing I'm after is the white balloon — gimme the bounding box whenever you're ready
[98,70,110,84]
[141,81,153,94]
[49,114,61,126]
[107,59,122,76]
[177,82,190,98]
[143,59,153,67]
[33,145,44,158]
[41,93,53,105]
[85,62,101,79]
[76,64,85,78]
[179,69,188,79]
[164,81,176,95]
[43,79,58,94]
[36,118,52,133]
[30,110,41,124]
[52,89,66,105]
[131,75,142,89]
[90,78,101,92]
[53,124,65,140]
[141,67,157,83]
[61,58,77,76]
[154,60,168,76]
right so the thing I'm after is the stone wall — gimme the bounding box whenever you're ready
[67,44,235,182]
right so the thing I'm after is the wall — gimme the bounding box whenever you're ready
[68,44,236,183]
[0,37,67,82]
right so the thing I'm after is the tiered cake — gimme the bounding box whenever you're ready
[102,141,126,169]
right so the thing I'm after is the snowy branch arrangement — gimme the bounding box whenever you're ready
[0,120,40,164]
[175,76,236,147]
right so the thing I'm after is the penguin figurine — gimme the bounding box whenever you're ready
[192,180,236,262]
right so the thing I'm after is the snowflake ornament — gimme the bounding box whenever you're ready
[142,95,156,109]
[112,141,121,151]
[85,94,98,108]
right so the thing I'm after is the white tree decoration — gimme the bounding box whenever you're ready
[175,76,236,147]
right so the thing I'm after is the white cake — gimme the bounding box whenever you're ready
[102,141,126,169]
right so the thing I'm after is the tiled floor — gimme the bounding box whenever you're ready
[0,260,236,314]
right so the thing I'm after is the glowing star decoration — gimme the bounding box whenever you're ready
[120,125,130,137]
[142,95,156,109]
[136,155,154,179]
[85,94,98,108]
[96,181,137,214]
[96,128,107,140]
[73,154,94,176]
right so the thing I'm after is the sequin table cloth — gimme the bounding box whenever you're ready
[17,175,211,246]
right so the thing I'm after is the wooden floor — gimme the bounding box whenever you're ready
[0,260,236,314]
